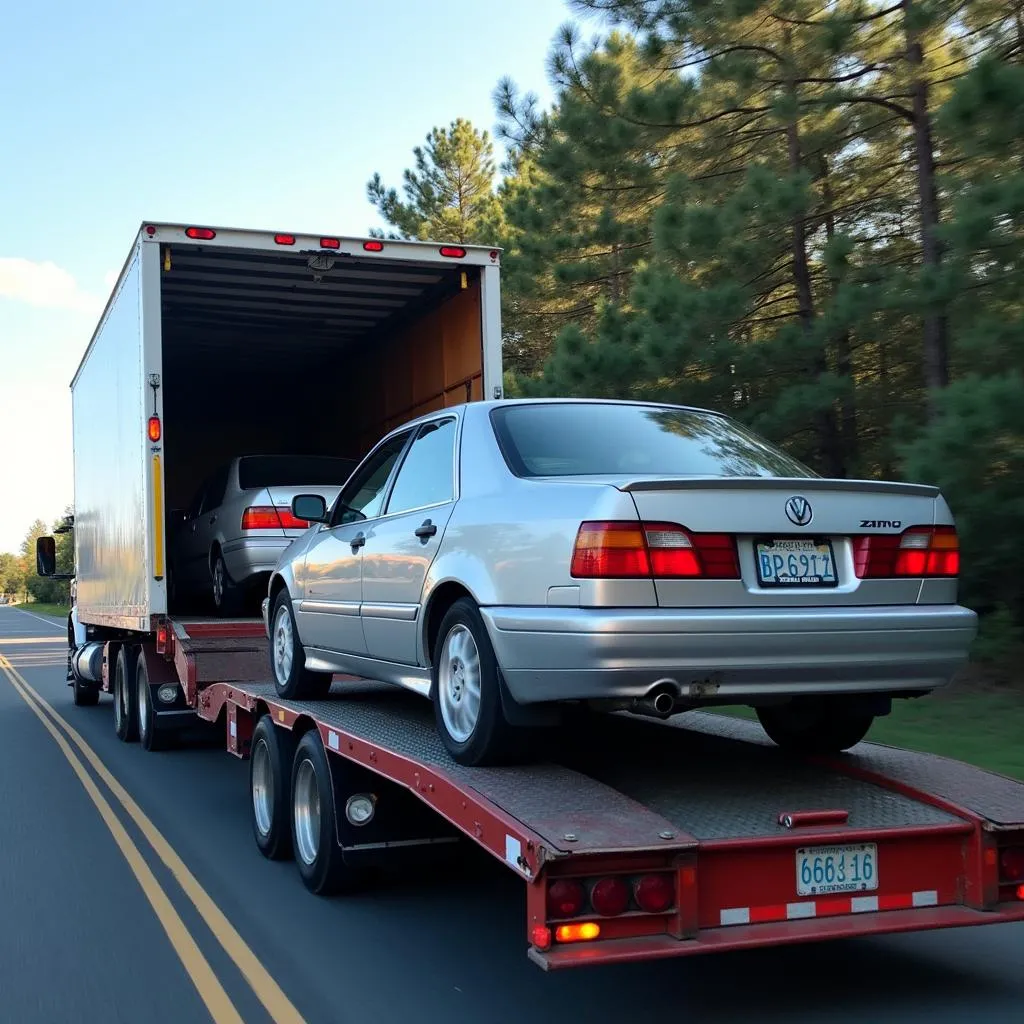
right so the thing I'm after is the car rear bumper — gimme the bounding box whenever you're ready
[222,538,290,583]
[478,604,978,705]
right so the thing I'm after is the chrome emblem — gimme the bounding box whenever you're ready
[785,496,813,526]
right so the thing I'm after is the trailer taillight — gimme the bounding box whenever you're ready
[147,416,161,442]
[156,623,168,655]
[439,246,466,258]
[853,526,960,579]
[363,240,384,252]
[634,873,675,914]
[274,234,296,246]
[547,879,586,919]
[590,877,630,917]
[185,227,216,240]
[1000,846,1024,884]
[320,237,341,249]
[555,923,600,943]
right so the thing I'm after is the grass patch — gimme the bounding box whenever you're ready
[13,602,69,619]
[711,690,1024,781]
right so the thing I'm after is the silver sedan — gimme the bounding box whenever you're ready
[264,399,976,766]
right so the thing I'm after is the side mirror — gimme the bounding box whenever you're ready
[36,536,56,576]
[292,494,328,524]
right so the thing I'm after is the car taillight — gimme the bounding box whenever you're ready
[277,509,311,529]
[590,877,630,917]
[854,526,959,579]
[633,873,675,914]
[570,521,739,580]
[240,507,283,531]
[547,879,586,919]
[1000,846,1024,884]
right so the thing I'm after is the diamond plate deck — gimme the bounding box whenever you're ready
[228,681,978,849]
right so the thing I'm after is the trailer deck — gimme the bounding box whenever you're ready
[153,618,1024,969]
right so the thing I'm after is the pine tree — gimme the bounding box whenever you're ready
[366,118,503,243]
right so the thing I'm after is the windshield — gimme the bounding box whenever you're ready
[490,403,816,479]
[237,455,357,489]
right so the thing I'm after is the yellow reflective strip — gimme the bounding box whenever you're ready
[152,453,165,579]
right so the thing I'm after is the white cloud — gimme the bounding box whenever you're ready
[103,269,118,289]
[0,257,104,316]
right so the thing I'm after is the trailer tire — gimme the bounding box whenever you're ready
[757,700,874,755]
[250,715,296,860]
[270,591,332,701]
[291,730,361,895]
[113,645,139,743]
[137,659,171,752]
[431,597,518,767]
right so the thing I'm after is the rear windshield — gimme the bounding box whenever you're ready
[237,456,357,489]
[490,403,815,479]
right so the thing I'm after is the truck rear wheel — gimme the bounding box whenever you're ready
[432,597,518,767]
[137,658,171,752]
[270,591,332,701]
[72,672,100,707]
[757,699,874,755]
[290,730,362,895]
[250,715,296,860]
[113,645,139,743]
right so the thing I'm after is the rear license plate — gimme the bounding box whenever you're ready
[796,844,878,896]
[755,538,837,587]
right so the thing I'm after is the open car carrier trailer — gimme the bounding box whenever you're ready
[84,616,1024,970]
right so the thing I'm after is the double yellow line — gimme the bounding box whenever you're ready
[0,654,305,1024]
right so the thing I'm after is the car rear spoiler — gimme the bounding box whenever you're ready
[618,477,941,498]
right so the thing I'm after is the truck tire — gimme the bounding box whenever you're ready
[72,674,100,707]
[431,597,518,767]
[211,553,241,617]
[757,700,874,756]
[290,730,362,895]
[137,658,171,752]
[113,645,139,743]
[250,715,296,860]
[270,590,332,701]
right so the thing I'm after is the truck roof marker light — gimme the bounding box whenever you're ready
[555,923,600,943]
[185,227,216,240]
[439,246,466,259]
[147,416,161,442]
[145,225,156,236]
[274,234,296,246]
[363,240,384,252]
[320,237,341,249]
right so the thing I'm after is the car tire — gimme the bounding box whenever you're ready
[269,590,332,701]
[757,700,874,755]
[211,552,241,617]
[431,597,519,767]
[113,645,139,743]
[250,715,296,860]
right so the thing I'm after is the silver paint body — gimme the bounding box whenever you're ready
[268,399,978,708]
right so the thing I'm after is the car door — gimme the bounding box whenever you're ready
[360,416,459,665]
[176,480,208,590]
[297,430,413,656]
[194,463,231,581]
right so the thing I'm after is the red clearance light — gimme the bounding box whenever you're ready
[570,521,739,580]
[145,225,156,236]
[147,416,161,442]
[1000,846,1024,883]
[363,240,384,252]
[1017,884,1024,901]
[439,245,466,258]
[590,877,630,917]
[854,526,959,579]
[530,925,552,950]
[155,623,168,655]
[555,922,601,943]
[320,237,341,249]
[634,873,675,914]
[274,234,296,246]
[185,227,216,240]
[547,879,586,919]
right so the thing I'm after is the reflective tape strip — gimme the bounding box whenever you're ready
[719,890,946,928]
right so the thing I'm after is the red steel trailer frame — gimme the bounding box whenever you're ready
[105,618,1024,970]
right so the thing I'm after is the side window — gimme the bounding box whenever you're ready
[331,432,412,526]
[186,485,206,522]
[385,418,457,516]
[201,464,231,513]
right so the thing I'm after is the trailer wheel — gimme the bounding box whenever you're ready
[291,730,360,895]
[250,715,296,860]
[757,700,875,755]
[137,659,172,752]
[270,590,332,700]
[113,645,139,743]
[432,597,517,767]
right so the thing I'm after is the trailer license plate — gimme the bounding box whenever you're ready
[796,844,877,896]
[755,538,837,587]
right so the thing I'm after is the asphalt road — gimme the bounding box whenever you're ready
[1,604,1022,1024]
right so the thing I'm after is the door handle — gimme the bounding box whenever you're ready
[414,520,437,540]
[351,532,366,550]
[208,514,217,525]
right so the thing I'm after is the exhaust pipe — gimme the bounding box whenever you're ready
[73,642,104,684]
[630,681,679,720]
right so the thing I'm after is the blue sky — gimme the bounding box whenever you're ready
[0,0,578,553]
